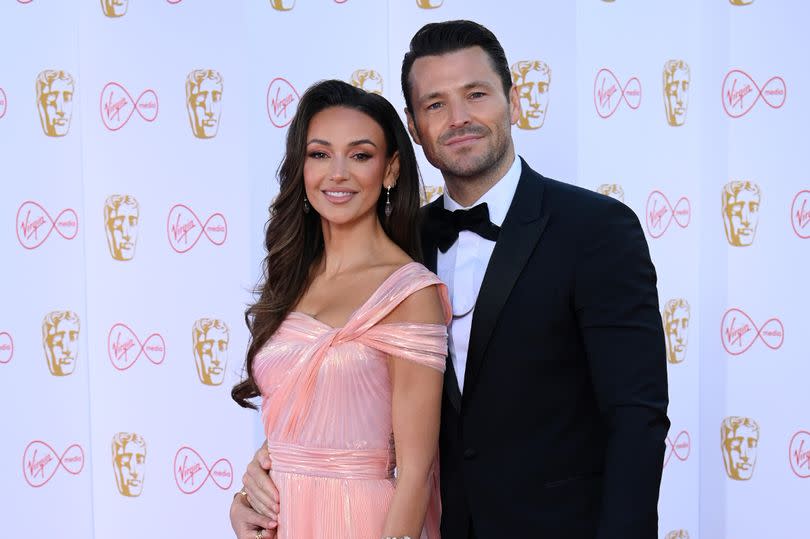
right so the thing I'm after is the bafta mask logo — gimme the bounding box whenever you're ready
[100,0,128,17]
[174,446,234,494]
[0,87,7,119]
[730,0,754,5]
[350,69,383,95]
[270,0,295,10]
[267,77,300,128]
[112,432,147,497]
[594,68,641,118]
[416,0,443,9]
[790,190,810,239]
[421,185,444,206]
[36,70,74,137]
[722,69,785,118]
[192,318,229,386]
[665,531,690,539]
[42,311,80,376]
[511,60,551,130]
[721,417,759,480]
[186,69,223,139]
[789,430,810,478]
[0,331,13,364]
[663,60,690,126]
[597,184,625,203]
[23,440,85,488]
[663,299,690,364]
[104,195,139,261]
[722,181,760,247]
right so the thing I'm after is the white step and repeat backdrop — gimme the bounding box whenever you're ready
[1,1,807,538]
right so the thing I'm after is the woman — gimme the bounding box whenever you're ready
[231,80,450,539]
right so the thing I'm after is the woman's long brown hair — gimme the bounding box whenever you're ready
[232,80,423,409]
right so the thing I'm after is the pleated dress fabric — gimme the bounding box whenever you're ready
[253,262,450,539]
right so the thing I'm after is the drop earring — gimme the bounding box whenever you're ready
[384,186,392,217]
[303,196,310,214]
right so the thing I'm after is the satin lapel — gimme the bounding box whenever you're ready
[420,195,461,411]
[462,161,549,405]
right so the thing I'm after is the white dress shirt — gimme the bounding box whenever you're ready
[437,157,522,393]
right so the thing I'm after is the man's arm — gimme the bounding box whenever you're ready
[229,443,279,537]
[574,199,670,538]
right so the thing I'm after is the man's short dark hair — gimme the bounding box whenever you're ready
[401,20,512,114]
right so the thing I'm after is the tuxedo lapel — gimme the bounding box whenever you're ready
[462,160,549,404]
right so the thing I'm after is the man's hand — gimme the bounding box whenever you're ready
[241,443,279,519]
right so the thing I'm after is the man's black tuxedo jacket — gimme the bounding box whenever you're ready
[421,160,669,539]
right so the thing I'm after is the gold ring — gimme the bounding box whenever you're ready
[240,488,248,498]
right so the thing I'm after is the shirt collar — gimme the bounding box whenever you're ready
[442,156,522,228]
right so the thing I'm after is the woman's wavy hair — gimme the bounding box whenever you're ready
[232,79,423,409]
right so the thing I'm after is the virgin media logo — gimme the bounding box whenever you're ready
[664,430,691,468]
[100,82,158,131]
[173,446,233,494]
[720,307,784,355]
[645,191,690,238]
[0,331,13,364]
[721,69,786,118]
[16,201,79,249]
[107,323,166,371]
[166,203,227,253]
[22,440,85,487]
[789,430,810,478]
[266,77,300,128]
[594,68,641,118]
[790,190,810,238]
[0,87,7,119]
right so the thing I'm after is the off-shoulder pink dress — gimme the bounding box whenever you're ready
[253,262,450,539]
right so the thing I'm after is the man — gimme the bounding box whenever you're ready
[42,310,80,376]
[35,70,74,137]
[232,20,668,539]
[186,69,223,139]
[192,318,229,386]
[112,432,147,497]
[104,194,140,261]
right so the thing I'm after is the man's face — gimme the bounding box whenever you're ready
[665,305,689,364]
[188,77,222,138]
[723,424,759,480]
[100,0,128,17]
[664,67,690,126]
[38,77,74,137]
[44,316,79,376]
[106,202,139,261]
[194,325,228,385]
[406,46,519,181]
[515,67,550,129]
[724,188,760,246]
[114,440,146,496]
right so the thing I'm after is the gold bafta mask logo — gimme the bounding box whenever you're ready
[416,0,443,7]
[42,311,80,376]
[36,70,74,137]
[663,299,690,364]
[270,0,295,10]
[665,531,690,539]
[192,318,229,386]
[186,69,223,139]
[104,195,139,261]
[100,0,128,17]
[112,432,146,497]
[511,60,551,130]
[721,416,760,480]
[730,0,754,5]
[663,60,690,126]
[597,184,625,203]
[722,181,761,247]
[350,69,383,95]
[421,185,444,206]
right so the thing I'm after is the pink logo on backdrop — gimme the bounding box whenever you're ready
[0,87,7,119]
[22,441,85,487]
[721,69,786,118]
[594,68,641,118]
[267,78,300,128]
[664,430,691,468]
[790,190,810,238]
[166,203,227,253]
[107,323,166,371]
[645,191,691,238]
[720,308,784,355]
[16,201,79,249]
[173,446,233,494]
[17,0,32,4]
[167,0,183,3]
[0,331,13,364]
[100,82,158,131]
[789,431,810,478]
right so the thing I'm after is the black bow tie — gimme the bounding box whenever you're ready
[427,202,501,253]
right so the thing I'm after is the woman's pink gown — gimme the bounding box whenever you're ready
[253,263,450,539]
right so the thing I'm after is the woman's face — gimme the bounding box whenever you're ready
[303,106,398,228]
